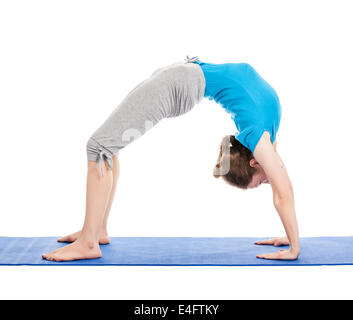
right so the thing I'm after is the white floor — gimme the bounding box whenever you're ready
[1,266,353,300]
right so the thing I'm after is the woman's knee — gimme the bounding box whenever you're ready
[86,137,114,178]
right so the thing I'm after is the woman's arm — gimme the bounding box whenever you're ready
[253,132,300,260]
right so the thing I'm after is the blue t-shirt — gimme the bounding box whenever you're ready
[193,60,282,154]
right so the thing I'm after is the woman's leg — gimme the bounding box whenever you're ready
[57,154,120,244]
[100,154,120,239]
[42,60,204,262]
[42,159,114,261]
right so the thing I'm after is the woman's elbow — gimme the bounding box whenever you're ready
[273,195,294,210]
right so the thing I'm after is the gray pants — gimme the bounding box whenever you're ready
[86,56,205,177]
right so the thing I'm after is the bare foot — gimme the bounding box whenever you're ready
[42,240,102,262]
[58,230,110,245]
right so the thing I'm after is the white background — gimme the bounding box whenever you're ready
[0,0,352,299]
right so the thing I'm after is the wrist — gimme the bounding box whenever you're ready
[288,237,300,254]
[290,247,300,256]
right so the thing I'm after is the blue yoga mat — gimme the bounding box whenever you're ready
[0,236,353,266]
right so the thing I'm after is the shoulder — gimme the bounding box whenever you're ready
[253,131,292,199]
[253,131,281,181]
[253,130,275,159]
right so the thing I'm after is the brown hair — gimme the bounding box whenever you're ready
[213,135,256,189]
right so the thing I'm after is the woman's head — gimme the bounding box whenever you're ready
[213,135,269,189]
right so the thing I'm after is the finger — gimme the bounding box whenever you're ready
[257,250,289,260]
[277,240,290,246]
[254,239,275,245]
[258,250,294,260]
[256,252,271,258]
[256,252,278,259]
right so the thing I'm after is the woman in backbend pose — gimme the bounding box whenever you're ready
[42,56,300,262]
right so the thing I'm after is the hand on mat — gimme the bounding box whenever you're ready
[256,249,299,260]
[254,237,289,247]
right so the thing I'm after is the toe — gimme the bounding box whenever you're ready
[42,254,53,261]
[52,254,60,262]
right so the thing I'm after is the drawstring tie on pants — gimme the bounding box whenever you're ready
[96,147,113,178]
[184,55,200,64]
[87,138,113,178]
